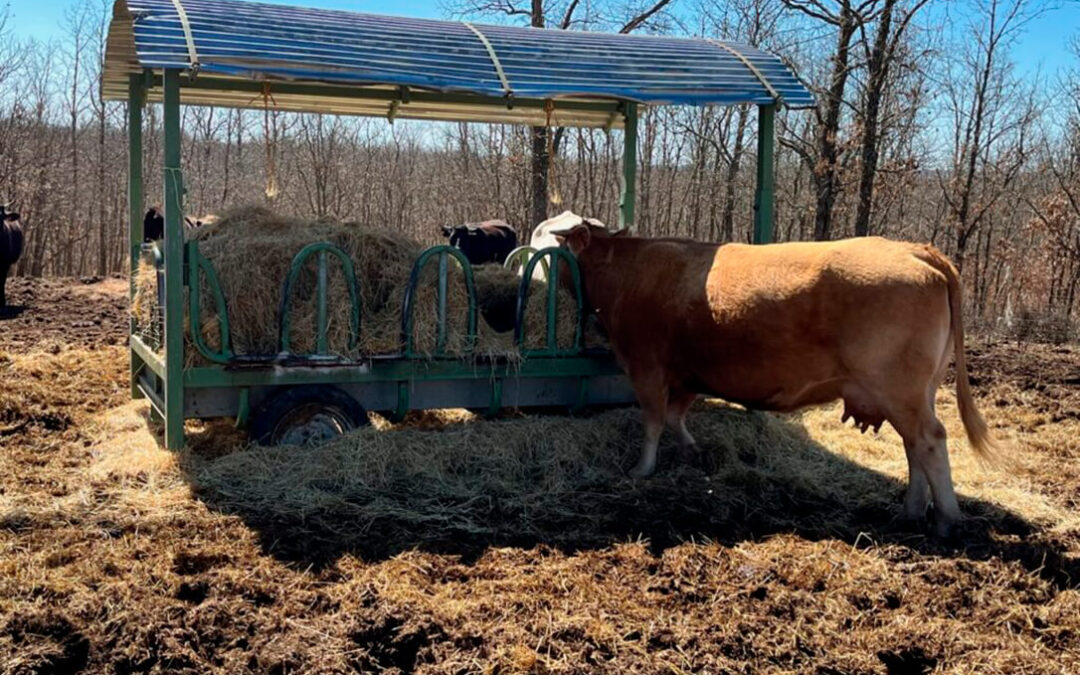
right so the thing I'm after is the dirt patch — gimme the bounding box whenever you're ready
[1,279,1078,674]
[0,277,128,354]
[966,340,1080,423]
[1,611,90,674]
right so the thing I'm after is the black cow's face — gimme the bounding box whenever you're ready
[445,226,467,248]
[1,203,18,223]
[441,225,455,238]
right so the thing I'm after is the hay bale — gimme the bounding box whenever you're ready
[130,257,158,332]
[131,205,592,362]
[472,264,584,353]
[188,206,424,358]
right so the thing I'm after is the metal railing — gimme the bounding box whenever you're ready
[400,245,476,358]
[515,247,585,357]
[278,242,361,358]
[182,241,586,364]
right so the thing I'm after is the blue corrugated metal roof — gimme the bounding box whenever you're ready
[103,0,814,116]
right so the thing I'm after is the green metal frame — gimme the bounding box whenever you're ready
[619,103,638,230]
[401,245,477,358]
[503,245,547,280]
[279,241,361,356]
[515,247,585,357]
[753,104,776,244]
[182,354,622,388]
[147,74,624,119]
[162,70,185,449]
[128,66,780,450]
[128,75,145,398]
[187,240,234,363]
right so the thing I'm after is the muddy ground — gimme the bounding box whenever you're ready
[0,278,1078,674]
[0,278,128,353]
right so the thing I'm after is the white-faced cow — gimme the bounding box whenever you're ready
[524,210,608,280]
[442,220,517,265]
[0,203,24,311]
[558,225,997,537]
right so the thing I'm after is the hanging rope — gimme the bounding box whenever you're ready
[260,83,279,200]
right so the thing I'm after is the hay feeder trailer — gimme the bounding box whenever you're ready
[103,0,813,449]
[139,237,633,444]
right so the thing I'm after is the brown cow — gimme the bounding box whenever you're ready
[558,226,996,536]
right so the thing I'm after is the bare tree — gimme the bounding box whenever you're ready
[937,0,1042,271]
[782,0,882,240]
[447,0,674,227]
[851,0,930,236]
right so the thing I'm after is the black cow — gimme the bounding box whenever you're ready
[1,203,24,310]
[441,220,517,265]
[143,207,164,242]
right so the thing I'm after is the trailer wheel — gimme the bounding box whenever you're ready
[251,385,368,446]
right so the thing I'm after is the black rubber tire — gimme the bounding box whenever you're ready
[250,384,369,446]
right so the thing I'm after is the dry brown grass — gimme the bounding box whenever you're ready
[3,280,1079,674]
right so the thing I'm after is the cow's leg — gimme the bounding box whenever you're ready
[892,402,960,537]
[902,440,931,520]
[0,263,8,309]
[629,370,668,478]
[667,389,707,469]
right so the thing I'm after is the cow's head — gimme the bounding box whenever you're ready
[1,202,19,223]
[441,225,454,238]
[555,222,627,256]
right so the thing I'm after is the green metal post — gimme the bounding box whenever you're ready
[619,103,638,231]
[753,103,776,245]
[163,70,185,449]
[128,75,145,399]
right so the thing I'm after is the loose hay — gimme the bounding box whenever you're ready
[189,399,965,561]
[132,205,585,361]
[5,293,1080,675]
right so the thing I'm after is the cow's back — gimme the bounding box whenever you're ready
[591,236,951,411]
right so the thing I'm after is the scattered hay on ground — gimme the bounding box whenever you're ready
[10,280,1080,674]
[0,346,127,439]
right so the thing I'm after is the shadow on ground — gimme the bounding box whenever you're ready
[162,403,1077,590]
[0,305,26,319]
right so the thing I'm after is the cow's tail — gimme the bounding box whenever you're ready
[922,246,999,462]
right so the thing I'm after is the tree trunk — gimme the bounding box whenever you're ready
[721,106,750,242]
[813,11,857,241]
[530,125,550,226]
[854,0,896,237]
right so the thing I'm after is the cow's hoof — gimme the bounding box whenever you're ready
[931,512,958,540]
[678,444,716,473]
[629,462,655,479]
[677,443,700,464]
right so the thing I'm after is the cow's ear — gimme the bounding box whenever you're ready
[562,224,592,255]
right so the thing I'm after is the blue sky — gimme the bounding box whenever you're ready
[6,0,1080,78]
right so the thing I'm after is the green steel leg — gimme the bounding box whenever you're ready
[753,104,776,245]
[129,75,145,399]
[163,69,186,450]
[619,103,638,231]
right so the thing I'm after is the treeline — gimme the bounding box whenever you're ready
[0,0,1078,339]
